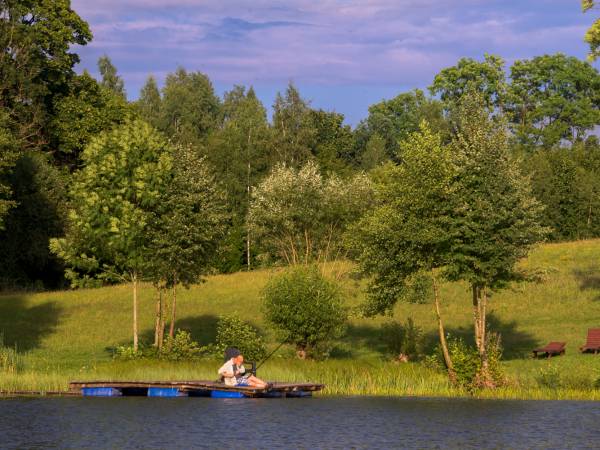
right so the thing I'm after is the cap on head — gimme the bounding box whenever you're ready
[224,347,241,361]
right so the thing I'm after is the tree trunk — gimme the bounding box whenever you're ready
[473,284,494,388]
[169,275,177,338]
[154,286,160,347]
[432,271,456,384]
[132,272,139,353]
[158,287,167,350]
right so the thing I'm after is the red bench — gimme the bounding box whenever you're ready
[580,328,600,354]
[532,342,566,358]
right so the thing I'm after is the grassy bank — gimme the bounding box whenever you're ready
[1,240,600,400]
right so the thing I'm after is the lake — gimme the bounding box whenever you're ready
[1,396,599,449]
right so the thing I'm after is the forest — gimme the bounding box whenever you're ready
[2,2,600,294]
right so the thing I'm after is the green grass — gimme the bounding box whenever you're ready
[1,240,600,399]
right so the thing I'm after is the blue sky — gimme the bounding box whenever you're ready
[71,0,595,125]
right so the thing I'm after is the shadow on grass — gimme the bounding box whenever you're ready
[422,312,539,360]
[332,323,388,358]
[573,268,600,301]
[0,296,62,351]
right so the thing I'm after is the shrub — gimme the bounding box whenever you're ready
[263,265,347,359]
[159,329,203,361]
[430,333,506,390]
[380,317,423,360]
[536,365,562,389]
[114,330,203,361]
[447,337,480,389]
[215,315,266,362]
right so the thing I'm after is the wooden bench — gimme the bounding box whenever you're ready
[580,328,600,354]
[532,342,566,358]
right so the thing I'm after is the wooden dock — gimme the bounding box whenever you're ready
[68,380,325,398]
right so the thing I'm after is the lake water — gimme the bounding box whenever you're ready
[1,396,599,449]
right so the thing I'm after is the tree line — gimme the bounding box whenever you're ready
[1,7,600,283]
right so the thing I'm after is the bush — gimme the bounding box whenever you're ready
[447,337,480,389]
[114,330,203,361]
[536,365,562,389]
[215,315,266,362]
[159,330,203,361]
[430,333,505,391]
[263,265,347,359]
[380,317,423,360]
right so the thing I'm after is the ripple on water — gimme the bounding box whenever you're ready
[0,396,599,449]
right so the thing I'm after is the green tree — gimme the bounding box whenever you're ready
[263,265,347,359]
[507,54,600,148]
[97,54,126,99]
[308,109,355,175]
[359,134,388,170]
[271,83,315,167]
[248,161,373,265]
[206,86,271,271]
[583,0,600,61]
[0,152,67,288]
[147,146,227,344]
[136,75,162,129]
[445,93,548,386]
[359,89,446,159]
[524,141,600,240]
[429,54,506,109]
[50,71,132,167]
[51,120,175,351]
[0,0,92,150]
[0,110,17,229]
[347,122,458,381]
[159,67,221,146]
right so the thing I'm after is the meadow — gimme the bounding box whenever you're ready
[1,239,599,400]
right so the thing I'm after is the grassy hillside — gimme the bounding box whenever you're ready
[1,240,600,399]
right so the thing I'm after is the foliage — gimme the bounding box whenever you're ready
[97,54,126,98]
[147,146,228,288]
[50,71,132,166]
[445,92,548,289]
[583,0,600,61]
[309,109,357,175]
[51,119,175,350]
[249,161,373,265]
[158,67,221,146]
[523,141,600,241]
[0,152,67,288]
[262,265,347,359]
[380,317,423,360]
[0,0,92,150]
[0,110,17,230]
[136,76,162,129]
[51,119,174,283]
[358,89,447,159]
[159,330,203,361]
[348,122,456,316]
[271,83,315,167]
[214,315,266,363]
[429,54,506,108]
[507,54,600,148]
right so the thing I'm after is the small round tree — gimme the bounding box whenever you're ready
[263,265,347,359]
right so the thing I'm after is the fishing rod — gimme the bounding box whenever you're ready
[253,338,289,374]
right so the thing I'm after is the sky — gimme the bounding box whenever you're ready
[71,0,595,126]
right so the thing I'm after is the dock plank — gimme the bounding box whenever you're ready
[68,380,325,396]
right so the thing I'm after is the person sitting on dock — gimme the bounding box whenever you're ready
[218,348,269,389]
